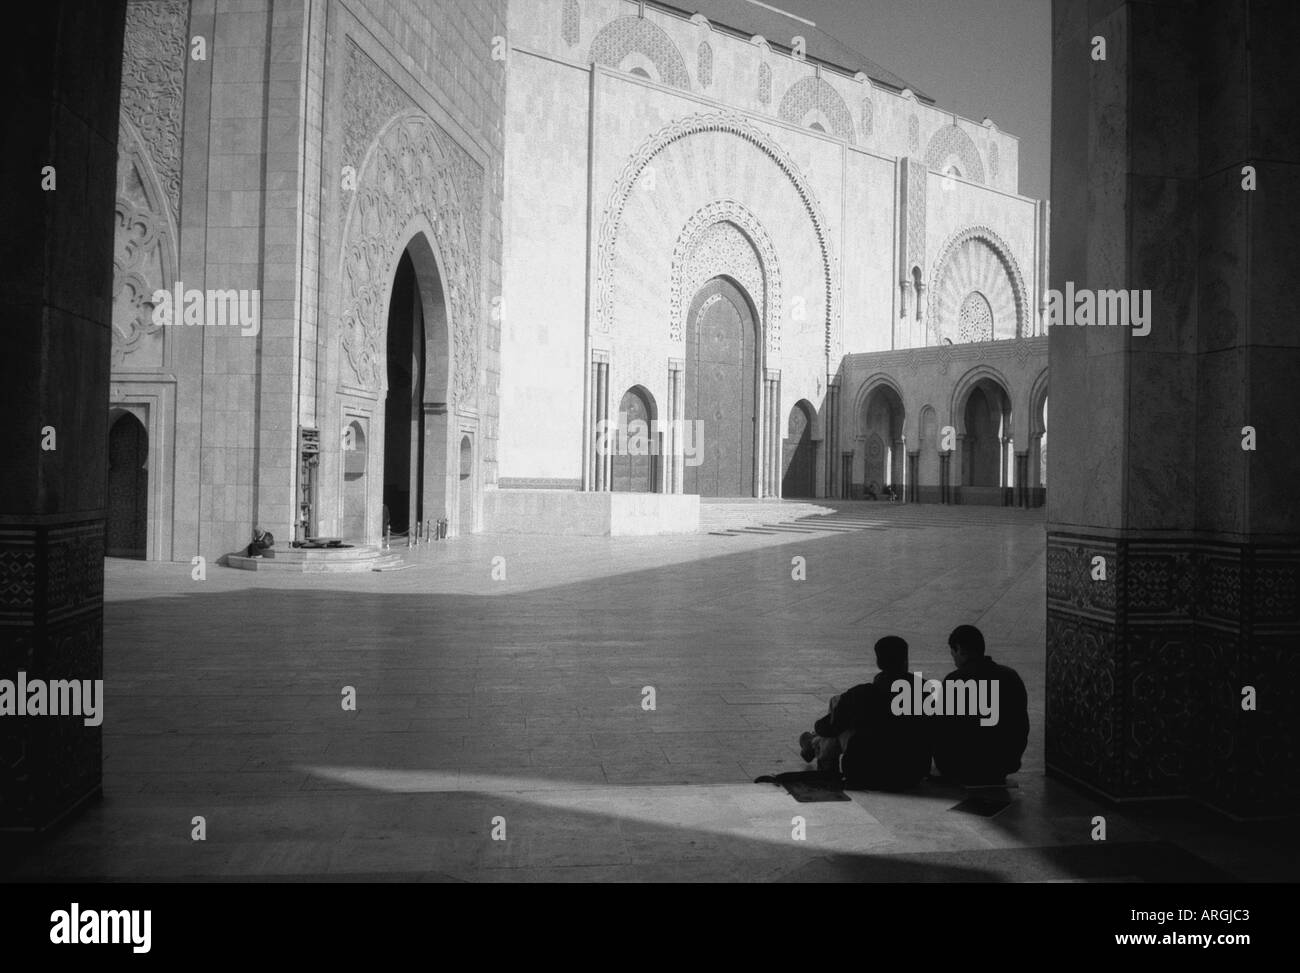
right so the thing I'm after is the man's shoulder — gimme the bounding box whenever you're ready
[845,680,883,699]
[985,658,1026,683]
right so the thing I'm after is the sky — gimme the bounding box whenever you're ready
[775,0,1052,200]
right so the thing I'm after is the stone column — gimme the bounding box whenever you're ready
[824,378,839,497]
[0,0,126,830]
[1047,0,1300,816]
[671,360,685,494]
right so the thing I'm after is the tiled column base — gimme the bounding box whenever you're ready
[1046,531,1299,818]
[0,521,105,830]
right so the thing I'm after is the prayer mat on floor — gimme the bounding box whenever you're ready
[949,795,1013,817]
[754,771,851,802]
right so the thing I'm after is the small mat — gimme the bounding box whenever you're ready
[754,771,850,803]
[949,795,1013,817]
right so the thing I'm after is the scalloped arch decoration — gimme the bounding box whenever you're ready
[590,16,691,89]
[595,111,839,357]
[670,200,782,352]
[928,226,1028,342]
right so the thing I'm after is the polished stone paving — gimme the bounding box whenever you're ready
[3,503,1293,882]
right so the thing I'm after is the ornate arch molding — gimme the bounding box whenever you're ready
[596,111,841,357]
[339,110,481,405]
[924,123,985,183]
[112,119,179,369]
[928,225,1029,340]
[1028,366,1050,437]
[670,200,782,352]
[590,16,691,89]
[852,373,908,439]
[778,76,856,144]
[949,363,1014,435]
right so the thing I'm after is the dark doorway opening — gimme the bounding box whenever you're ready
[383,250,425,537]
[106,412,147,558]
[782,400,816,497]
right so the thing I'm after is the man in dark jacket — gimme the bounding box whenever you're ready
[798,636,932,790]
[932,624,1029,784]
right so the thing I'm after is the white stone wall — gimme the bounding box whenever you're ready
[500,0,1043,487]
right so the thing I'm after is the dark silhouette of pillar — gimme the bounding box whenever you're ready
[1047,0,1299,816]
[0,0,126,829]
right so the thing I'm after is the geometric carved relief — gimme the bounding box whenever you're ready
[340,109,483,406]
[905,159,926,273]
[113,0,186,372]
[590,16,691,89]
[119,0,186,214]
[1046,532,1300,813]
[928,226,1028,344]
[860,96,874,140]
[924,123,986,184]
[698,41,713,88]
[778,76,855,143]
[562,0,580,47]
[758,62,772,105]
[342,41,417,222]
[670,200,781,352]
[957,291,994,343]
[908,114,920,152]
[596,111,839,358]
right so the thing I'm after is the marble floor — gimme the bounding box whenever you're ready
[3,502,1292,882]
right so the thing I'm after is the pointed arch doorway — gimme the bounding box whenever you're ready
[367,231,455,544]
[683,277,759,497]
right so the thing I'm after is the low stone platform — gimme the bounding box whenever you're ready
[483,488,700,536]
[225,545,405,573]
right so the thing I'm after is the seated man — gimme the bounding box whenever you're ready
[932,624,1029,785]
[864,481,879,501]
[245,527,274,558]
[799,636,932,790]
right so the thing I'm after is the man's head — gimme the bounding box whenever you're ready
[874,635,909,673]
[948,625,986,669]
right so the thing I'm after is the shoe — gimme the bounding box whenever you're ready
[799,732,817,763]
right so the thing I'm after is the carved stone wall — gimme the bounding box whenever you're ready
[778,76,856,143]
[112,127,173,370]
[589,16,690,89]
[339,44,484,408]
[118,0,186,214]
[561,0,580,47]
[905,159,926,272]
[925,123,986,183]
[112,0,185,371]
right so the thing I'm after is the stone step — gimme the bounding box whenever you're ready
[224,545,407,574]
